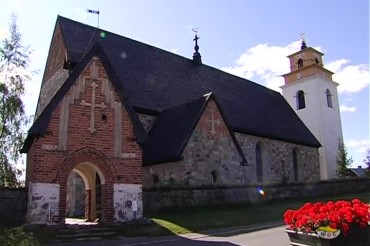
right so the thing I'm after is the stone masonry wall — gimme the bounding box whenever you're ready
[143,179,370,211]
[235,133,320,184]
[137,113,156,133]
[66,171,85,217]
[142,105,320,188]
[143,100,247,187]
[0,187,27,226]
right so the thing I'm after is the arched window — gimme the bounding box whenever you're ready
[211,170,218,183]
[293,148,299,182]
[255,143,263,183]
[315,58,319,64]
[297,59,303,68]
[152,174,159,185]
[326,89,333,108]
[296,90,306,110]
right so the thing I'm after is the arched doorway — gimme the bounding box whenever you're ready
[56,147,116,224]
[66,162,104,223]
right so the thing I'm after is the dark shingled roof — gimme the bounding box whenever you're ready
[349,167,368,178]
[22,15,321,154]
[143,93,248,165]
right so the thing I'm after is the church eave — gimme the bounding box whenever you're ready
[287,47,324,58]
[233,127,321,148]
[143,156,184,166]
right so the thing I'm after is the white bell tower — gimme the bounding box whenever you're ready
[281,39,343,180]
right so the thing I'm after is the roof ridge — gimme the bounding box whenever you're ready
[57,16,270,89]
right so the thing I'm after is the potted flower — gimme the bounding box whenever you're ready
[284,198,370,246]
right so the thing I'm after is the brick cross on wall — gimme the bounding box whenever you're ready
[80,81,107,133]
[208,108,220,135]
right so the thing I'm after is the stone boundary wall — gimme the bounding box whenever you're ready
[143,178,370,212]
[1,179,369,225]
[0,187,28,226]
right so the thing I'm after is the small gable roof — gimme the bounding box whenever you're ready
[143,93,247,166]
[21,43,147,153]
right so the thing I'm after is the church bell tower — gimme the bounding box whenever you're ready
[281,39,343,180]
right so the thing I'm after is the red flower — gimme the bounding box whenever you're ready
[283,198,370,235]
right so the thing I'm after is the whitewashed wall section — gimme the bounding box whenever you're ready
[113,184,143,222]
[28,183,60,224]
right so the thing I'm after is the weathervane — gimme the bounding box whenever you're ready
[87,9,100,28]
[300,32,307,50]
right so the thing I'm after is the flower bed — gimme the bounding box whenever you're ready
[284,199,370,245]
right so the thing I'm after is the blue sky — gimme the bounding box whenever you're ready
[1,0,369,167]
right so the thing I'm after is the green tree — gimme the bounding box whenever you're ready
[335,140,353,178]
[363,149,370,177]
[0,14,32,187]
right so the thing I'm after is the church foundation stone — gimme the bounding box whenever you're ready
[113,184,143,222]
[27,183,60,224]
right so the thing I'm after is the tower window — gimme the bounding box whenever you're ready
[211,170,218,183]
[296,90,306,110]
[315,58,319,64]
[297,59,303,68]
[326,89,333,108]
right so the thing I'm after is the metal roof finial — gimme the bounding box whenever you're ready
[300,33,307,50]
[192,28,202,64]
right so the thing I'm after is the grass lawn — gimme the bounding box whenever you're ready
[146,191,370,236]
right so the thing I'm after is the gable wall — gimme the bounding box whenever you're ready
[143,100,247,187]
[137,113,156,133]
[35,24,69,118]
[26,56,142,223]
[28,57,142,185]
[142,100,320,188]
[44,24,66,82]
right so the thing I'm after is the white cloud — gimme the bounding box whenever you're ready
[222,41,323,92]
[345,139,370,153]
[222,41,369,95]
[325,60,369,94]
[340,105,357,113]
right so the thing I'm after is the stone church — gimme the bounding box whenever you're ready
[21,15,341,224]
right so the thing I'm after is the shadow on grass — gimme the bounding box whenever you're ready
[147,191,370,238]
[148,219,239,246]
[41,221,238,246]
